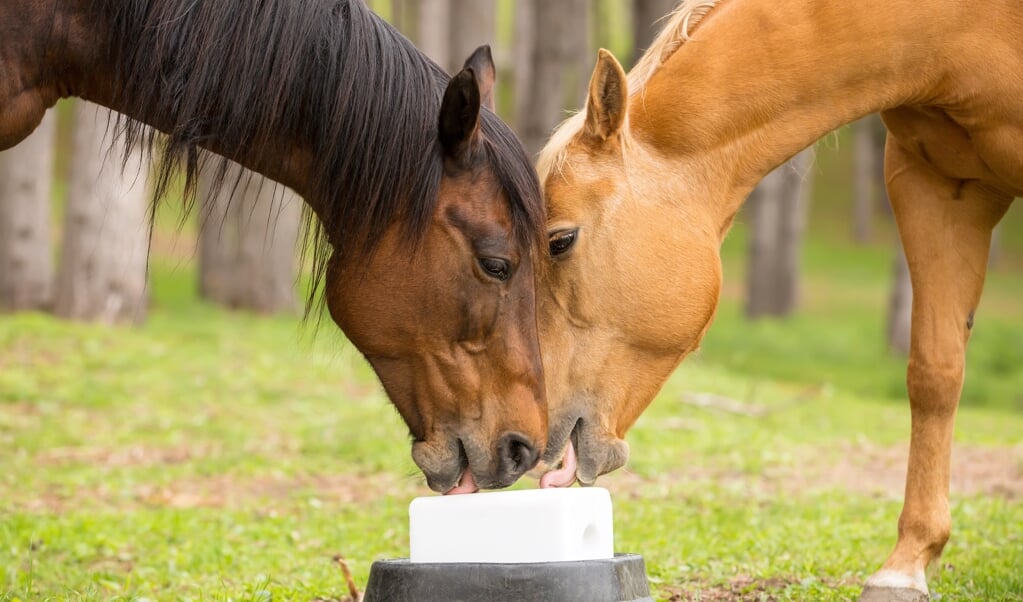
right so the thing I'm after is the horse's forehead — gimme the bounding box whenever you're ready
[441,162,499,201]
[548,143,627,193]
[442,192,513,239]
[544,160,627,222]
[438,168,516,232]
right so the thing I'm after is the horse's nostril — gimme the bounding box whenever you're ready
[498,432,539,478]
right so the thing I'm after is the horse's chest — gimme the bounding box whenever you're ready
[971,126,1023,194]
[883,106,1023,196]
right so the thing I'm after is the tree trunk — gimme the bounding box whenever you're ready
[390,0,417,36]
[512,0,536,130]
[518,0,590,156]
[852,115,886,244]
[0,111,56,312]
[887,240,913,355]
[572,0,594,105]
[592,0,615,54]
[448,0,496,75]
[631,0,678,67]
[197,161,302,314]
[54,103,150,324]
[745,148,814,319]
[417,0,451,69]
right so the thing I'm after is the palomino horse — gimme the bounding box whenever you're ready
[536,0,1020,599]
[0,0,547,494]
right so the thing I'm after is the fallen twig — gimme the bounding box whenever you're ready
[681,384,823,417]
[681,392,769,416]
[333,554,363,602]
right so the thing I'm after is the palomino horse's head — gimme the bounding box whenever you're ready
[326,49,547,494]
[534,50,721,487]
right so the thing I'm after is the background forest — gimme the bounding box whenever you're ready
[1,1,1020,600]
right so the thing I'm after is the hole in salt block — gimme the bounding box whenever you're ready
[582,523,599,549]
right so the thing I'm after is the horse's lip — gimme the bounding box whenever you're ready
[544,419,629,486]
[442,439,476,494]
[444,465,479,495]
[419,438,471,493]
[542,416,581,466]
[567,425,599,485]
[423,437,528,493]
[536,419,583,486]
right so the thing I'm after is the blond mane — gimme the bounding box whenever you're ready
[535,0,719,181]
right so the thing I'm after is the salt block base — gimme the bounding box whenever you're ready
[409,487,613,563]
[362,553,653,602]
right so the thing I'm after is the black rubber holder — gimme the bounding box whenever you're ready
[362,553,653,602]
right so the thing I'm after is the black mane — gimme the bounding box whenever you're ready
[96,0,543,308]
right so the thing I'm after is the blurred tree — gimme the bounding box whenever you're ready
[512,0,535,126]
[54,103,150,324]
[413,0,451,69]
[887,241,912,354]
[517,0,591,156]
[399,0,495,75]
[389,0,417,36]
[0,112,56,312]
[574,1,595,101]
[852,115,886,244]
[197,161,302,314]
[631,0,678,67]
[449,0,496,75]
[745,148,814,319]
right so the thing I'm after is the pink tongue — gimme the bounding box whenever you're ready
[444,466,479,495]
[539,440,578,488]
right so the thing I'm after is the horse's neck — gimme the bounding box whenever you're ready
[59,0,314,201]
[630,0,956,230]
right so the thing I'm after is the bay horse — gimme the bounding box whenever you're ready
[535,0,1021,599]
[0,0,547,494]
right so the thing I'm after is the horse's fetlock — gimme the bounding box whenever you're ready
[898,509,951,555]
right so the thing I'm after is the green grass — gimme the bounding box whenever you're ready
[8,53,1023,602]
[4,121,1023,599]
[2,202,1022,601]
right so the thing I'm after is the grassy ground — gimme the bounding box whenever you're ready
[3,143,1022,601]
[7,12,1023,593]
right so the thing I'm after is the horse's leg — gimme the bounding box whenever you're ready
[860,133,1011,601]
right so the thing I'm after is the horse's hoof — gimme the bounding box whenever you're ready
[858,585,930,602]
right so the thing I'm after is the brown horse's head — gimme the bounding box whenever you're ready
[18,0,546,493]
[534,50,722,486]
[21,0,546,494]
[326,49,547,494]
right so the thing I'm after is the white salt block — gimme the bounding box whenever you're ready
[409,487,614,564]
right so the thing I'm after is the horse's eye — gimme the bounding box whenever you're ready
[549,229,578,257]
[479,257,511,281]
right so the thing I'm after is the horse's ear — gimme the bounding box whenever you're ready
[461,45,496,112]
[439,67,482,161]
[583,49,628,141]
